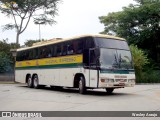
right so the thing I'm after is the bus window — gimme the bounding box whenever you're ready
[56,44,62,56]
[25,50,30,60]
[85,37,95,49]
[46,47,52,58]
[52,45,57,57]
[40,47,47,58]
[73,40,77,54]
[28,50,33,60]
[17,51,23,61]
[33,48,39,59]
[67,42,74,55]
[77,39,84,54]
[62,43,67,56]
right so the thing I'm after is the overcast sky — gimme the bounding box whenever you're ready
[0,0,136,45]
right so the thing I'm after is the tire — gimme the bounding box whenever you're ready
[79,76,86,94]
[106,88,114,94]
[33,75,39,89]
[27,75,33,88]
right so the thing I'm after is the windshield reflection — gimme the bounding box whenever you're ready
[100,48,133,70]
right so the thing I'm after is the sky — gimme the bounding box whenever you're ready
[0,0,136,45]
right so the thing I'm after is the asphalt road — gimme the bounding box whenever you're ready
[0,83,160,120]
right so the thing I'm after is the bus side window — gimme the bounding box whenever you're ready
[18,51,23,61]
[33,48,38,59]
[28,50,33,60]
[19,51,23,61]
[52,45,57,57]
[20,51,23,61]
[77,39,84,54]
[47,47,52,58]
[67,42,74,55]
[40,47,46,58]
[62,43,67,56]
[85,37,95,49]
[56,44,62,56]
[25,50,30,60]
[73,40,77,54]
[16,52,20,61]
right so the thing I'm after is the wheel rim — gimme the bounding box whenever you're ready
[34,77,38,87]
[79,80,82,91]
[28,77,32,86]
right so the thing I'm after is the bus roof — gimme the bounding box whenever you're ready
[17,34,125,51]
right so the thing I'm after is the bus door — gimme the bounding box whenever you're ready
[89,49,98,87]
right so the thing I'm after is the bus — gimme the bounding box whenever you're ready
[15,34,135,94]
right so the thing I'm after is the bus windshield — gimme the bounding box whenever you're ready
[100,48,133,70]
[94,37,133,70]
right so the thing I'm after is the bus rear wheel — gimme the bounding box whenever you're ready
[105,88,114,94]
[79,76,86,94]
[33,75,39,89]
[27,76,33,88]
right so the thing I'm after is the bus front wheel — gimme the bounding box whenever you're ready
[79,76,86,94]
[105,88,114,94]
[27,76,33,88]
[33,75,39,89]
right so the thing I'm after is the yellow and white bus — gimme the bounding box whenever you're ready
[15,34,135,94]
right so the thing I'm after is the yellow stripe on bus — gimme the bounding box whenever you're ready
[16,54,83,68]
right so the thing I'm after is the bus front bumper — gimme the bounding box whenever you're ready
[98,75,136,88]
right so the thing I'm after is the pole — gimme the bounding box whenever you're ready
[13,57,16,83]
[39,24,41,41]
[10,49,17,83]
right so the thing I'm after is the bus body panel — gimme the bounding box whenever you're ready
[89,69,98,88]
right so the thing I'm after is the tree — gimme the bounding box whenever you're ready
[0,52,13,73]
[0,0,60,44]
[130,45,149,81]
[99,0,160,64]
[24,39,42,47]
[0,39,19,54]
[0,39,17,73]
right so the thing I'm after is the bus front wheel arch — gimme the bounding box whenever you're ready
[74,74,86,94]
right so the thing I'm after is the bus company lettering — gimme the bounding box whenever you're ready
[60,57,76,63]
[45,59,58,65]
[17,62,22,67]
[26,61,31,65]
[114,75,127,78]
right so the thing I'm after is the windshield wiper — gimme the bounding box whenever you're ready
[118,54,122,68]
[112,54,119,68]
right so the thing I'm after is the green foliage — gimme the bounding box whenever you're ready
[130,45,149,70]
[129,45,149,82]
[0,39,19,73]
[0,39,19,54]
[140,70,160,83]
[99,0,160,64]
[24,39,42,47]
[0,52,13,73]
[0,39,11,54]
